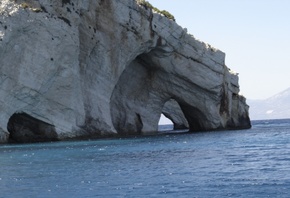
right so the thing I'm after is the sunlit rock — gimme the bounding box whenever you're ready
[0,0,250,143]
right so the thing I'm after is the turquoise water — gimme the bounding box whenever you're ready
[1,119,290,197]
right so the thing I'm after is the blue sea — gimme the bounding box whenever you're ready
[1,119,290,197]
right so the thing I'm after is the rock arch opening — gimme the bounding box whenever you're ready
[110,45,211,135]
[161,99,189,130]
[7,112,57,143]
[158,113,173,126]
[158,114,174,131]
[110,49,170,135]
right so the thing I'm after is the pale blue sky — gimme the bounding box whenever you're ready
[148,0,290,100]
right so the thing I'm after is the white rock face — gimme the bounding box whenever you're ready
[0,0,250,143]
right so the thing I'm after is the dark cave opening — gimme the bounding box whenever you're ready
[7,112,58,143]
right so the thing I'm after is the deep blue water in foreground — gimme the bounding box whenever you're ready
[1,119,290,197]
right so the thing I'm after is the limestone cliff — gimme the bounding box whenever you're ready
[0,0,251,143]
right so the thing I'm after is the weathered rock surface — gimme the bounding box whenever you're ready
[162,99,189,130]
[0,0,251,143]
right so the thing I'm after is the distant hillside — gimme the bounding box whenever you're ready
[248,88,290,120]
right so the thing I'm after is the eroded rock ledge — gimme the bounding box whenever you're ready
[0,0,251,143]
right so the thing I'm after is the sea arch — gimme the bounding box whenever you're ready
[110,43,209,135]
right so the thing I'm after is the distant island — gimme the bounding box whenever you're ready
[248,87,290,120]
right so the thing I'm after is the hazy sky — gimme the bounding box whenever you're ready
[148,0,290,100]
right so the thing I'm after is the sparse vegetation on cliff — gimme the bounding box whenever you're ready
[21,3,42,12]
[7,1,42,12]
[137,0,175,21]
[20,2,30,9]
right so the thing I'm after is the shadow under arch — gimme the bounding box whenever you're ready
[178,101,208,132]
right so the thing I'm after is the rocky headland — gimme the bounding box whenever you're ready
[0,0,251,143]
